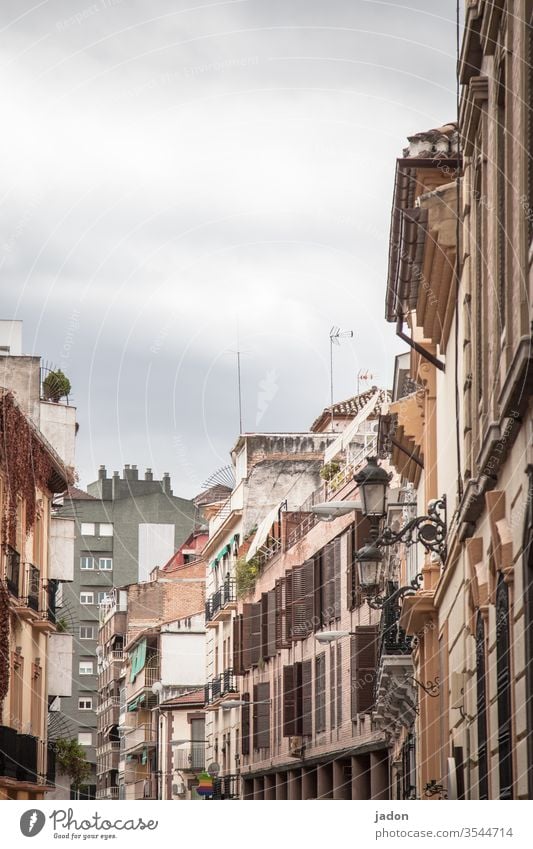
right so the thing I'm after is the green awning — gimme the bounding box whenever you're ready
[130,638,147,683]
[141,748,147,765]
[127,699,138,712]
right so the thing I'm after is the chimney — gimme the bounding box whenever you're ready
[131,464,139,480]
[123,464,136,481]
[145,468,153,481]
[98,465,107,480]
[162,472,171,495]
[112,470,120,499]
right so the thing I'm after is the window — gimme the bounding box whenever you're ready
[80,523,95,536]
[99,523,113,537]
[79,661,94,676]
[97,592,109,604]
[80,625,95,640]
[496,574,513,799]
[98,558,113,571]
[475,613,489,799]
[80,556,94,570]
[78,732,92,746]
[78,697,93,711]
[80,592,94,605]
[315,653,326,734]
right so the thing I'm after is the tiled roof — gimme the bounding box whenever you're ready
[160,688,204,707]
[310,387,391,432]
[403,122,458,159]
[66,485,96,500]
[193,484,232,507]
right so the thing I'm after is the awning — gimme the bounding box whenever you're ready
[246,502,283,562]
[126,693,146,712]
[211,542,231,568]
[129,638,147,683]
[324,390,381,464]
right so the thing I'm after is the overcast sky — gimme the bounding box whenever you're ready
[1,0,458,498]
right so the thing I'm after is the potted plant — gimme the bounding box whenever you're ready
[42,369,71,403]
[319,461,341,482]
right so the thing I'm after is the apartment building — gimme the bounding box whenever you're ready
[228,389,392,800]
[375,0,533,800]
[55,466,196,797]
[0,321,76,800]
[96,555,206,800]
[203,432,336,795]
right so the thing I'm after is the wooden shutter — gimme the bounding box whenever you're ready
[233,614,244,675]
[241,693,250,755]
[301,659,313,736]
[253,682,270,749]
[330,644,336,730]
[267,590,277,657]
[314,552,323,630]
[250,603,262,666]
[284,571,293,646]
[333,537,341,620]
[275,579,283,648]
[283,665,296,736]
[323,542,335,624]
[242,603,262,668]
[291,564,307,639]
[336,642,342,726]
[350,625,378,718]
[315,653,326,733]
[261,593,269,659]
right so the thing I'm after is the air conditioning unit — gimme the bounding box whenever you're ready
[172,782,186,797]
[289,736,304,758]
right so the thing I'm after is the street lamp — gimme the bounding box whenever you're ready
[353,456,390,519]
[220,699,271,711]
[353,456,447,602]
[315,630,354,644]
[310,501,361,522]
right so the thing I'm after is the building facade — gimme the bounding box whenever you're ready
[97,557,206,800]
[55,466,196,797]
[375,0,533,800]
[0,323,76,800]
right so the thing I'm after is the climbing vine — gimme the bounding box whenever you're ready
[0,392,56,547]
[0,581,10,724]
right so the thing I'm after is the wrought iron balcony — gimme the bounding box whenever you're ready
[373,582,416,736]
[205,669,238,706]
[206,576,237,625]
[213,773,240,800]
[26,564,40,611]
[379,582,413,657]
[5,546,20,597]
[174,742,206,771]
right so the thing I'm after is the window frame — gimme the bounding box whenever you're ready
[98,557,113,571]
[79,661,94,676]
[80,556,94,571]
[78,697,93,711]
[80,592,94,605]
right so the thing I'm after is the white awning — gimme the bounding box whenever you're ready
[246,502,283,562]
[324,390,381,464]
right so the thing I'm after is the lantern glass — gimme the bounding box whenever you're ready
[355,544,384,593]
[361,481,388,519]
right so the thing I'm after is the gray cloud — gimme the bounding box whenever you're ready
[2,0,457,496]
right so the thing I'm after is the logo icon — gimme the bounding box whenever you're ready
[20,810,46,838]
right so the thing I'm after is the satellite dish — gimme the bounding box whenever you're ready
[151,681,163,694]
[207,762,220,777]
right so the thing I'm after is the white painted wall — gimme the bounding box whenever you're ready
[49,517,75,581]
[39,400,77,467]
[160,632,205,687]
[47,633,73,697]
[138,523,175,581]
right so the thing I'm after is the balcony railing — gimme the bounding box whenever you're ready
[205,669,238,706]
[125,779,156,800]
[213,774,240,800]
[5,546,20,597]
[96,741,121,758]
[123,724,156,751]
[205,576,237,623]
[96,787,119,799]
[26,564,40,611]
[174,743,206,771]
[378,583,413,657]
[0,726,39,783]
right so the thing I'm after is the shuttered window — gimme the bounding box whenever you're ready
[233,614,244,675]
[282,662,302,736]
[302,659,313,736]
[336,642,343,726]
[333,537,341,619]
[253,682,270,750]
[242,602,262,669]
[241,693,250,755]
[260,592,275,659]
[322,542,335,624]
[330,644,336,730]
[291,560,314,639]
[350,625,378,718]
[315,653,326,733]
[275,572,293,648]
